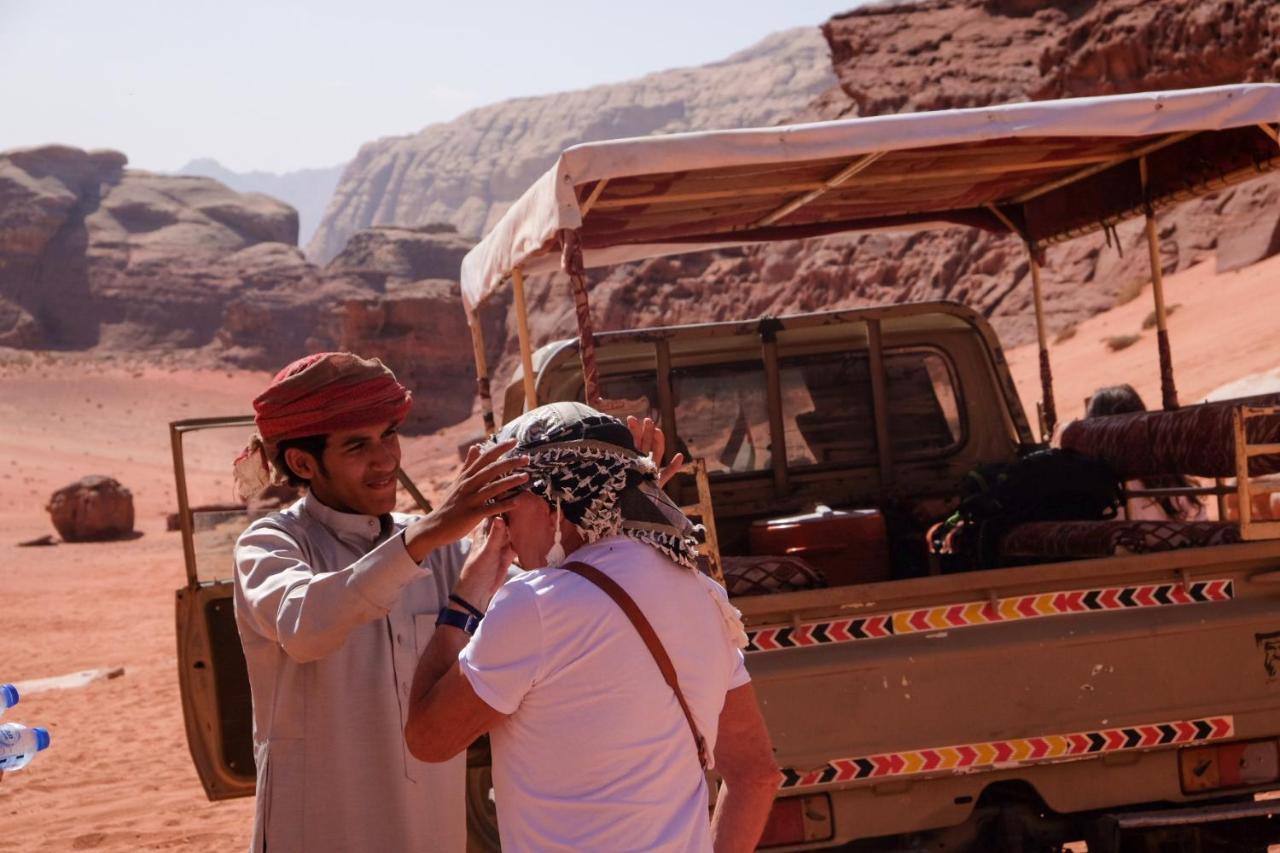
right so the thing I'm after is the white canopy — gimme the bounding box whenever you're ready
[461,84,1280,313]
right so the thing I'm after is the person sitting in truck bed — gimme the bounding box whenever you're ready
[1085,384,1206,521]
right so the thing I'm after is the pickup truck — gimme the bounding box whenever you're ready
[172,300,1280,851]
[172,85,1280,851]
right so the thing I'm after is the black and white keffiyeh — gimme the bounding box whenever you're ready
[491,402,703,570]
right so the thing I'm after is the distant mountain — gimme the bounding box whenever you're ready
[307,27,836,263]
[176,158,344,246]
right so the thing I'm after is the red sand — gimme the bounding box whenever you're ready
[1007,254,1280,431]
[1,253,1277,850]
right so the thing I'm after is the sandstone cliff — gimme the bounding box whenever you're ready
[495,0,1280,399]
[307,27,837,262]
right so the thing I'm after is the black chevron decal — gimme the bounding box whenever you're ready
[853,757,875,779]
[1152,585,1173,605]
[1083,590,1103,610]
[1193,720,1214,740]
[1121,728,1143,749]
[1118,587,1137,608]
[1086,732,1107,752]
[811,623,831,644]
[774,627,794,648]
[1156,724,1177,744]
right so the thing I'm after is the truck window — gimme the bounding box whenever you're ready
[782,348,962,468]
[671,362,772,474]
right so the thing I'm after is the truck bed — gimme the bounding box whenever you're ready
[736,540,1280,846]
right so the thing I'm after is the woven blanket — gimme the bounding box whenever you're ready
[1000,520,1241,560]
[1060,394,1280,479]
[723,556,826,597]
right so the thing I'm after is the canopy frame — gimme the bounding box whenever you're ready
[461,86,1280,432]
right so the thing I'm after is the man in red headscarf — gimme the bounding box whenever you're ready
[232,352,527,853]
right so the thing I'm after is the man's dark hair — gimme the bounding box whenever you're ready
[275,434,328,488]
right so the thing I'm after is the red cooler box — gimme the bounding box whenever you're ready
[749,507,891,586]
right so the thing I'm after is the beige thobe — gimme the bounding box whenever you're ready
[233,493,467,853]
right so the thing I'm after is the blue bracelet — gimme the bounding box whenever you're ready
[436,607,480,635]
[448,593,486,620]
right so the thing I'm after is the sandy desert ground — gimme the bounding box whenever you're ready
[0,253,1277,851]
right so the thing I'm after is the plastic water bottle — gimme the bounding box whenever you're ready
[0,723,50,772]
[0,684,16,717]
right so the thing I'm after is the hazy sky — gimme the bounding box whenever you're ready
[1,1,857,174]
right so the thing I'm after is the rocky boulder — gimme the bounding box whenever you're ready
[47,476,135,542]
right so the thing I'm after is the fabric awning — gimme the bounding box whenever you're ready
[461,84,1280,313]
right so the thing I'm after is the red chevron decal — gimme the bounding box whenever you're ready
[906,610,931,632]
[778,717,1235,791]
[865,615,891,637]
[1135,586,1157,607]
[1168,585,1192,604]
[828,620,853,642]
[945,605,966,626]
[792,625,815,646]
[753,629,778,651]
[1099,588,1121,608]
[1017,596,1038,618]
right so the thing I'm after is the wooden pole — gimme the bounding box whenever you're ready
[510,267,538,412]
[467,314,496,433]
[1028,246,1057,439]
[866,318,894,489]
[559,228,603,406]
[1141,156,1179,411]
[759,318,790,498]
[396,469,433,513]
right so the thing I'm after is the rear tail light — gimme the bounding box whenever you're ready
[757,793,834,848]
[1180,738,1280,794]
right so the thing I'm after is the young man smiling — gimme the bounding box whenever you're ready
[231,352,527,853]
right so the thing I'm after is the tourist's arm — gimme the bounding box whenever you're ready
[406,518,515,763]
[710,683,781,853]
[236,441,527,663]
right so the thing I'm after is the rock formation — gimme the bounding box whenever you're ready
[307,27,837,262]
[497,0,1280,392]
[0,145,305,354]
[47,475,135,541]
[177,158,345,248]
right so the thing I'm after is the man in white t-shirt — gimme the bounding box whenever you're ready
[405,402,779,852]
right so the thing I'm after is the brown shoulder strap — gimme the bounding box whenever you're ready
[560,560,709,769]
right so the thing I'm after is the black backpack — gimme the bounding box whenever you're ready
[929,449,1122,571]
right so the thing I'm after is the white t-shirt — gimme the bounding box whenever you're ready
[459,535,750,852]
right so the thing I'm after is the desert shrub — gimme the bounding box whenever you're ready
[1053,324,1078,344]
[1103,334,1141,352]
[1141,303,1181,330]
[1115,277,1146,306]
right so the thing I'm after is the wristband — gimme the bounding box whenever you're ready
[436,607,480,635]
[448,593,486,620]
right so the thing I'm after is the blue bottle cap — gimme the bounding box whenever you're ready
[33,727,50,751]
[0,685,16,708]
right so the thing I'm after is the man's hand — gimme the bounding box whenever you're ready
[452,518,515,611]
[404,440,528,562]
[627,416,684,488]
